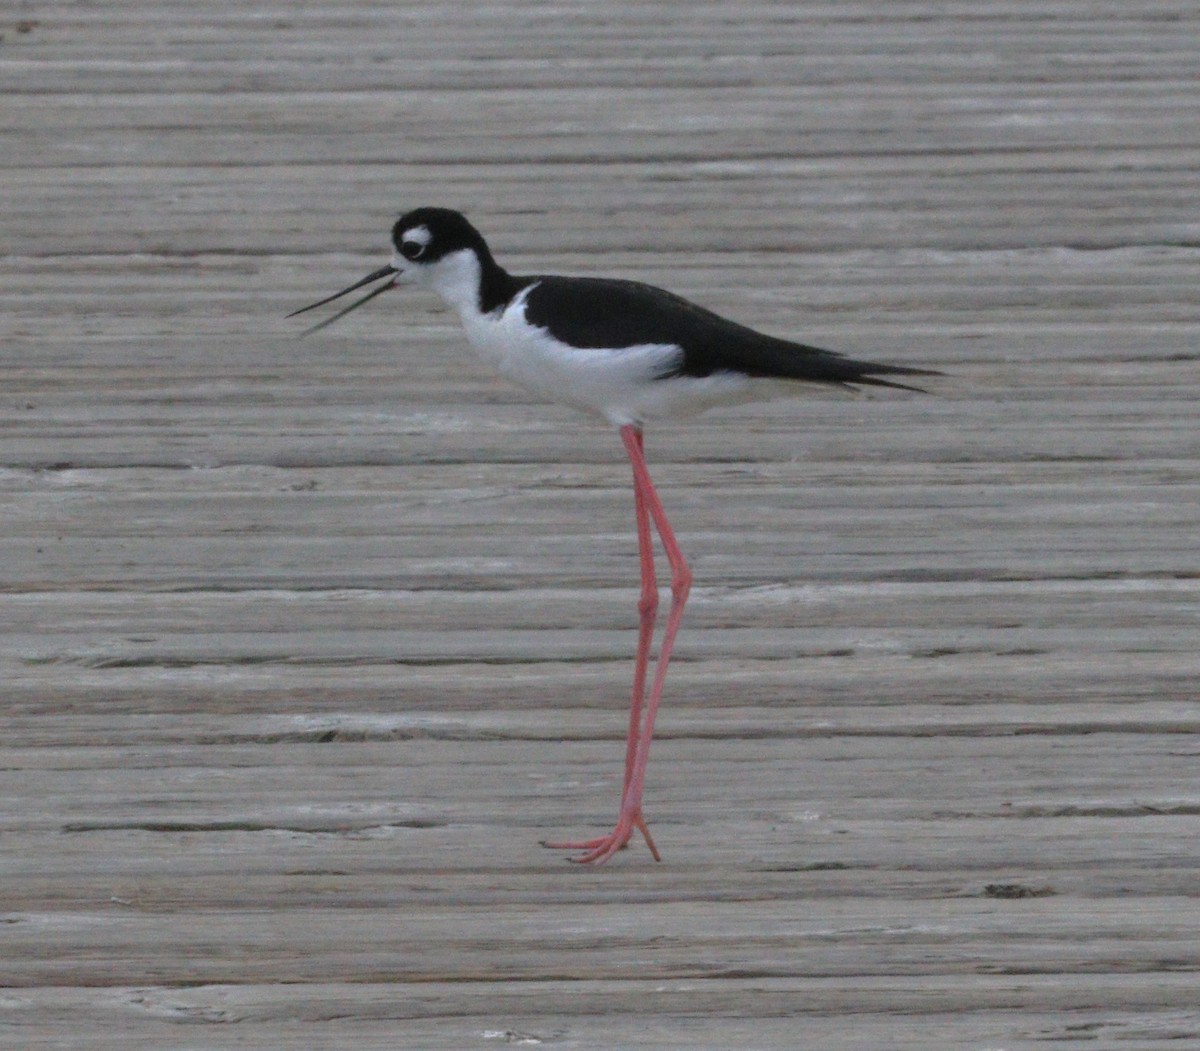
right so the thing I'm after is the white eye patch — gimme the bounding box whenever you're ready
[399,225,433,260]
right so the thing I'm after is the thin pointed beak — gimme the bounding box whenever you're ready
[287,264,399,332]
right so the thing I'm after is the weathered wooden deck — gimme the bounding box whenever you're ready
[3,2,1199,1047]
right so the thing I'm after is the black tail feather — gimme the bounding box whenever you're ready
[835,361,943,394]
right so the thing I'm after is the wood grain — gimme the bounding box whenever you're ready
[2,2,1198,1048]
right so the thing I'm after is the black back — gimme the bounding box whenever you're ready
[521,275,935,391]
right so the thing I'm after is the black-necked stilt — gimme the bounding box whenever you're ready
[290,207,938,865]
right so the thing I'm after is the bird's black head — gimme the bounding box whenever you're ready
[391,207,490,267]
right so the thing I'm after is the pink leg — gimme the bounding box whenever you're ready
[544,424,691,864]
[616,428,658,804]
[628,430,657,790]
[543,428,660,858]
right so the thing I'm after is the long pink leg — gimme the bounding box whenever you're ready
[622,428,659,802]
[546,424,692,864]
[543,427,661,858]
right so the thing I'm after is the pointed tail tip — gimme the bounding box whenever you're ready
[856,364,944,394]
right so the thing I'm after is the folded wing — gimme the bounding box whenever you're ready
[521,276,938,392]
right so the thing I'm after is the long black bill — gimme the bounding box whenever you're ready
[287,264,399,328]
[295,274,398,336]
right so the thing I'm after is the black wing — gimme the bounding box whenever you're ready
[521,276,938,392]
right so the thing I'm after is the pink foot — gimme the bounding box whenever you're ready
[542,811,661,865]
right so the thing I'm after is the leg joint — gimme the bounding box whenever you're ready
[670,562,692,600]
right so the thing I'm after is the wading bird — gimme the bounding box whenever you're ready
[290,207,936,864]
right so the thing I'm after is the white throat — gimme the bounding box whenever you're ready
[427,248,485,317]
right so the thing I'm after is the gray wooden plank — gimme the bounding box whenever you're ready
[2,0,1199,1048]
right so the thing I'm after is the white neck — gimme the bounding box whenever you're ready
[427,248,485,317]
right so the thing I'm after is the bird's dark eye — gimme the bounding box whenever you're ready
[400,240,426,261]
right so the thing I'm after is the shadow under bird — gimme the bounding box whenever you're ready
[289,207,938,864]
